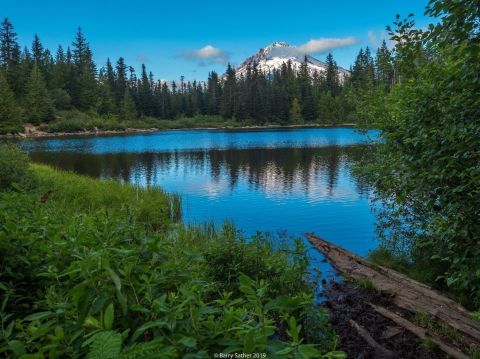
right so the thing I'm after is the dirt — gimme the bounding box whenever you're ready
[322,280,447,358]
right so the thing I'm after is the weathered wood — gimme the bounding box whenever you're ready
[306,233,480,346]
[349,319,394,358]
[369,303,469,359]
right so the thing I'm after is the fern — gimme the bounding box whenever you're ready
[87,331,122,359]
[120,340,178,359]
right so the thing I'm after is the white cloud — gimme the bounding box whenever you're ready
[367,30,394,49]
[297,37,358,54]
[269,37,358,58]
[179,45,229,66]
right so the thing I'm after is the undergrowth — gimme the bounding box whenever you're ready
[0,147,343,358]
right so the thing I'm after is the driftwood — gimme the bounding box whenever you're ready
[306,233,480,348]
[349,319,394,358]
[369,303,469,359]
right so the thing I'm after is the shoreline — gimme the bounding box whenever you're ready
[1,123,358,140]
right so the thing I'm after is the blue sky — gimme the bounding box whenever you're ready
[2,0,432,81]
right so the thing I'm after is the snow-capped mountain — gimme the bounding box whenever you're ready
[235,41,350,81]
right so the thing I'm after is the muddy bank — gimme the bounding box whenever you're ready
[323,280,446,358]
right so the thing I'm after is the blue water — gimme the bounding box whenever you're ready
[21,127,379,285]
[21,127,374,154]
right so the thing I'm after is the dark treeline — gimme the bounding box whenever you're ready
[1,17,395,133]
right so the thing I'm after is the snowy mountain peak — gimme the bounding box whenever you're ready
[235,42,349,81]
[263,41,290,52]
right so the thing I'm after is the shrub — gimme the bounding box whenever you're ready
[0,145,36,190]
[84,116,126,131]
[44,119,85,133]
[0,123,24,135]
[0,165,342,357]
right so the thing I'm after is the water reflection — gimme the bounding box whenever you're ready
[29,145,372,199]
[23,128,378,260]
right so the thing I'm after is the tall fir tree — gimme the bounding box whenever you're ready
[299,57,317,121]
[97,81,115,116]
[0,71,21,132]
[375,40,394,90]
[115,57,127,105]
[138,63,153,116]
[120,89,137,120]
[71,28,97,110]
[31,35,44,65]
[105,58,116,92]
[24,65,55,124]
[289,97,302,124]
[0,18,23,96]
[0,18,18,70]
[325,53,340,96]
[220,64,236,119]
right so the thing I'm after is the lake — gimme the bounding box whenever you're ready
[20,127,379,281]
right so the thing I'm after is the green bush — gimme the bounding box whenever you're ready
[43,119,85,133]
[202,226,308,298]
[0,145,36,190]
[84,116,126,131]
[0,123,24,135]
[0,164,342,357]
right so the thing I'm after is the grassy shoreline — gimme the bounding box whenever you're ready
[0,113,357,139]
[0,148,343,357]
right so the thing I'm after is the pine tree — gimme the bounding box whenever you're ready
[52,46,69,90]
[24,65,55,124]
[298,57,317,121]
[352,47,376,89]
[119,89,137,120]
[206,71,221,115]
[220,63,236,119]
[115,57,127,104]
[71,28,97,110]
[363,47,375,87]
[138,63,152,116]
[0,71,21,132]
[375,40,394,90]
[270,69,288,123]
[31,34,44,65]
[289,97,302,124]
[0,18,23,96]
[160,81,172,118]
[325,53,340,96]
[105,58,116,91]
[351,48,365,85]
[97,82,115,115]
[0,18,18,69]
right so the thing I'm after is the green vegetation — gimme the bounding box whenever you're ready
[35,113,299,134]
[413,311,479,355]
[0,145,36,190]
[355,0,480,308]
[0,146,343,358]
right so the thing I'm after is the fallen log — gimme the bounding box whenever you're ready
[306,233,480,347]
[349,319,394,358]
[368,303,469,359]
